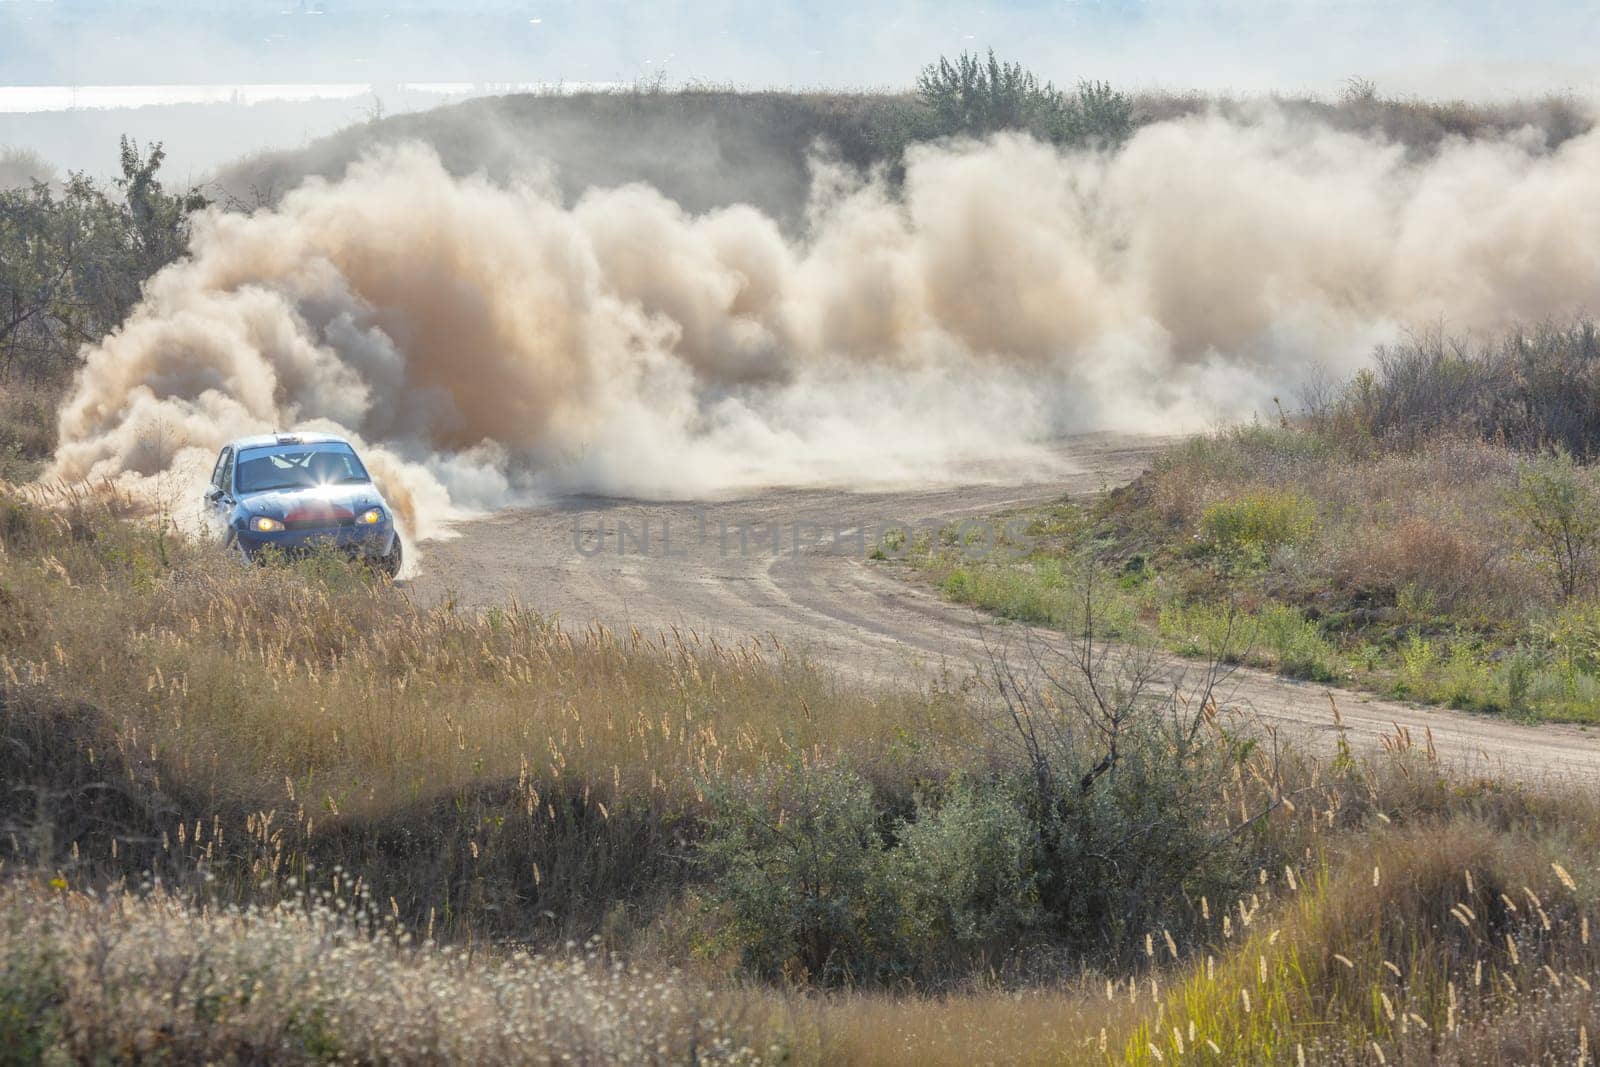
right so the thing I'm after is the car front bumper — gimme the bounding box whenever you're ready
[236,523,397,561]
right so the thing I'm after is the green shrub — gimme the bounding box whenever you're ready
[699,763,904,984]
[1158,601,1245,660]
[1502,648,1538,712]
[893,784,1038,960]
[978,623,1275,958]
[1255,604,1339,681]
[1397,632,1440,696]
[1437,639,1497,710]
[698,729,1258,980]
[1199,490,1318,559]
[1524,665,1600,722]
[0,938,62,1066]
[1507,449,1600,601]
[1027,712,1257,956]
[699,764,1042,985]
[941,567,976,602]
[915,50,1134,148]
[1157,600,1336,678]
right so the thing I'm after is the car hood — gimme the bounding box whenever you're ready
[241,484,385,522]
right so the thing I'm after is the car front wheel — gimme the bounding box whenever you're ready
[226,531,255,566]
[377,535,403,579]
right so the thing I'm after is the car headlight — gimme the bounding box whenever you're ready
[356,507,384,526]
[249,516,285,533]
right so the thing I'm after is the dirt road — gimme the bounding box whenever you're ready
[410,433,1600,784]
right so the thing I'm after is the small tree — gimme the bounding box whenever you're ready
[1508,449,1600,601]
[1340,76,1380,106]
[116,137,209,279]
[1053,79,1136,147]
[0,138,206,382]
[915,50,1135,149]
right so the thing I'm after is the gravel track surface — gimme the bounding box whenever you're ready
[410,434,1600,785]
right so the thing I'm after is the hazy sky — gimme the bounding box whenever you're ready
[3,0,1597,180]
[2,0,1597,97]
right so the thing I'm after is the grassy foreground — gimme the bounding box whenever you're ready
[2,484,1599,1063]
[6,767,1599,1063]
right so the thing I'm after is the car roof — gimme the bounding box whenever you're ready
[227,431,352,452]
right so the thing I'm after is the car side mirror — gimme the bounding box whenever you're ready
[204,487,224,503]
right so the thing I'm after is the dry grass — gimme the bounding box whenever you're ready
[12,755,1599,1065]
[0,376,59,483]
[10,556,966,811]
[6,483,1600,1063]
[756,986,1139,1066]
[0,483,976,944]
[0,879,766,1065]
[917,421,1600,719]
[1153,429,1539,618]
[1126,814,1600,1064]
[1133,88,1595,156]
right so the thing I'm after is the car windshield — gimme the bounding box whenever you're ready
[235,445,370,493]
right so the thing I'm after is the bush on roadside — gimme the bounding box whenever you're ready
[1199,489,1318,562]
[891,783,1040,966]
[699,763,904,985]
[698,764,1039,986]
[1314,319,1600,456]
[1507,448,1600,601]
[1026,711,1263,956]
[698,729,1263,985]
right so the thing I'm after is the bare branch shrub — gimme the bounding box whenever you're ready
[977,556,1280,954]
[1328,319,1600,457]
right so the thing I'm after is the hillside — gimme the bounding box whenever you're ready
[212,89,915,226]
[211,85,1597,224]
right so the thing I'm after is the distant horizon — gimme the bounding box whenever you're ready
[6,69,1598,184]
[0,82,627,115]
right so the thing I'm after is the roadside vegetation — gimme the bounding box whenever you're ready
[0,138,203,483]
[913,319,1600,723]
[2,482,1599,1062]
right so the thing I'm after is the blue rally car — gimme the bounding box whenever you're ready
[204,432,403,576]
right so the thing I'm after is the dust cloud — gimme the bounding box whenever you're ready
[46,109,1600,549]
